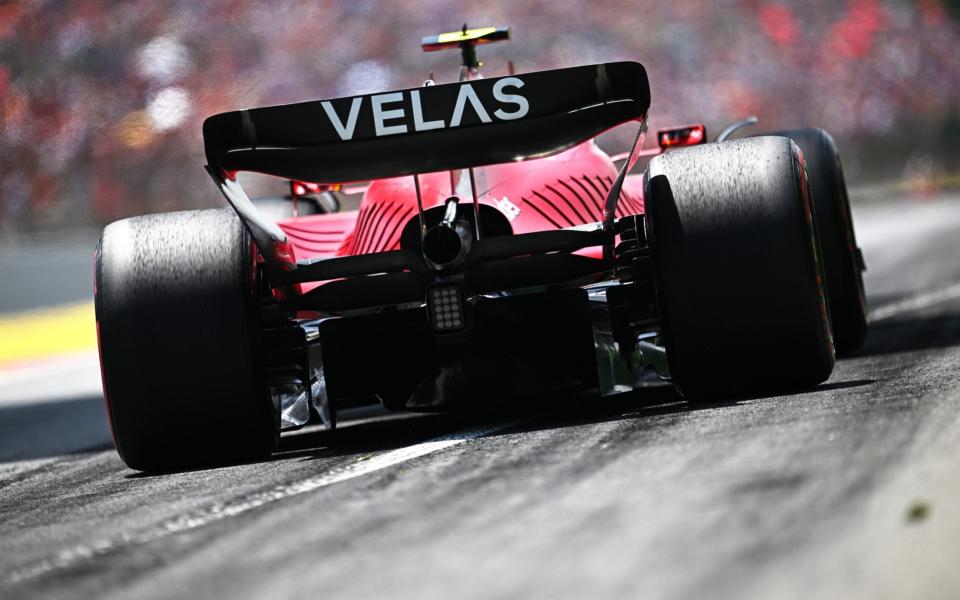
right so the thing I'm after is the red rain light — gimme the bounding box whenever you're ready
[657,124,707,149]
[290,181,340,197]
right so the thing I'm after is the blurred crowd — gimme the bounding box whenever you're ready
[1,0,958,230]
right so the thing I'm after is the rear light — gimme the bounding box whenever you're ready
[657,124,707,149]
[427,284,466,332]
[290,180,341,197]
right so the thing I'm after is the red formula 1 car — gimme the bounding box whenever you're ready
[95,27,867,471]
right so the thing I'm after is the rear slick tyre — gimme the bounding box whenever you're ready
[767,128,867,355]
[645,136,835,401]
[96,208,278,472]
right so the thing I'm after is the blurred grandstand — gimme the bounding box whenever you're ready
[1,0,958,232]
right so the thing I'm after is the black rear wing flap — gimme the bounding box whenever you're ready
[203,62,649,183]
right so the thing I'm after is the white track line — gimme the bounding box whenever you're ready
[869,281,960,322]
[6,421,517,584]
[0,350,102,407]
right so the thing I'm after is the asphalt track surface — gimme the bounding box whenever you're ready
[2,195,960,599]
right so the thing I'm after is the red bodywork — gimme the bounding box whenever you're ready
[276,140,647,287]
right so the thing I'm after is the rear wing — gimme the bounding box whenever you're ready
[203,61,650,183]
[202,62,650,287]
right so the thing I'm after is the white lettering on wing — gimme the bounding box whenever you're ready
[322,76,532,140]
[410,89,445,131]
[449,83,492,128]
[492,77,529,121]
[372,92,408,136]
[321,97,363,141]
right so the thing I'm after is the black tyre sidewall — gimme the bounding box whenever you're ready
[96,209,278,471]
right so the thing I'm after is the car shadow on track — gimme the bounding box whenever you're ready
[856,309,960,357]
[813,378,877,392]
[482,377,876,440]
[268,376,877,465]
[122,374,876,477]
[120,388,701,477]
[268,386,684,462]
